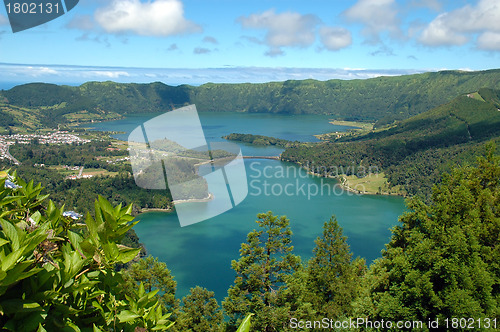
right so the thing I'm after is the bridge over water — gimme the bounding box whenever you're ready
[242,156,280,160]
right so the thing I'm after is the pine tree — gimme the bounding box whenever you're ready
[222,211,301,332]
[362,144,500,327]
[175,286,223,332]
[305,216,366,318]
[122,256,179,313]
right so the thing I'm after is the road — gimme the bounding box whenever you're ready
[5,146,20,165]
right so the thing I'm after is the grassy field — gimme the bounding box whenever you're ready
[340,172,404,195]
[1,104,42,132]
[329,120,374,130]
[315,120,375,141]
[81,169,118,177]
[0,102,125,135]
[467,92,485,102]
[47,165,118,178]
[63,110,123,124]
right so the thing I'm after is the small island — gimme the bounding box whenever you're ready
[223,133,296,148]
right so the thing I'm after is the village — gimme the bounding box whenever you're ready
[0,131,91,165]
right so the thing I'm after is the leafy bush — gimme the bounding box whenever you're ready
[0,172,173,331]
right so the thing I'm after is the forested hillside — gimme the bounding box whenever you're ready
[1,69,500,129]
[282,88,500,197]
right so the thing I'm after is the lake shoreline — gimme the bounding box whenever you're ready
[289,163,406,197]
[139,207,173,213]
[173,192,215,205]
[139,193,215,214]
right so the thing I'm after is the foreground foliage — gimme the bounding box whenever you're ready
[0,174,172,331]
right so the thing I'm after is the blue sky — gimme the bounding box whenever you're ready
[0,0,499,86]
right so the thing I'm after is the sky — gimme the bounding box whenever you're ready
[0,0,499,86]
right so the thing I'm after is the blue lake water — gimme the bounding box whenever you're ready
[88,112,352,156]
[87,111,407,301]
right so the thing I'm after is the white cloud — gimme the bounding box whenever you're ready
[89,71,130,78]
[14,66,60,78]
[238,9,320,56]
[409,0,442,12]
[32,67,59,76]
[343,0,401,43]
[419,14,469,46]
[419,0,500,50]
[94,0,201,36]
[477,31,500,51]
[319,27,352,51]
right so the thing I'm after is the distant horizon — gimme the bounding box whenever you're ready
[1,62,497,89]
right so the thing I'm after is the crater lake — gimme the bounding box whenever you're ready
[88,111,407,300]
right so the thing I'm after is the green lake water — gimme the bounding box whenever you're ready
[88,111,407,301]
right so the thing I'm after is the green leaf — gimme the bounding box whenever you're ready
[117,310,141,323]
[64,320,82,332]
[62,249,85,282]
[0,196,21,207]
[124,203,133,216]
[37,323,47,332]
[114,220,139,238]
[67,231,84,256]
[36,194,50,203]
[137,282,145,298]
[93,325,103,332]
[0,299,44,315]
[152,323,175,331]
[116,247,140,264]
[0,238,9,247]
[102,242,119,261]
[21,229,48,256]
[0,218,20,251]
[1,261,42,286]
[30,211,42,224]
[1,246,25,272]
[236,313,254,332]
[85,213,99,244]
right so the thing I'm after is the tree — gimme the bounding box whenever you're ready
[223,211,301,332]
[122,256,179,313]
[360,144,500,328]
[305,217,366,318]
[175,286,223,332]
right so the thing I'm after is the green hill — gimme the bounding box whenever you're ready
[342,87,500,147]
[281,88,500,197]
[1,69,500,129]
